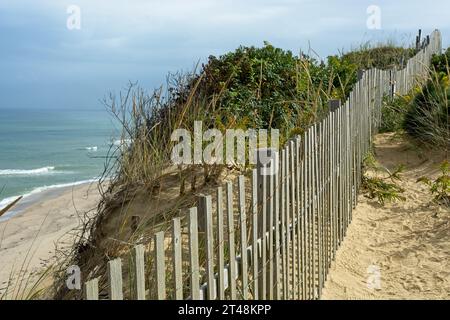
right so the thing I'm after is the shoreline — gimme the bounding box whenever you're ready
[0,179,101,222]
[0,181,103,297]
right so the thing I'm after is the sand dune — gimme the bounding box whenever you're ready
[322,133,450,300]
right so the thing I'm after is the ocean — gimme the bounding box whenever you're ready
[0,108,119,217]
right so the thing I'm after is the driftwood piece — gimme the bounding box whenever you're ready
[0,196,23,218]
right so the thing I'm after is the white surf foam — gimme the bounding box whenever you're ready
[113,139,131,146]
[0,166,56,176]
[23,179,97,196]
[85,146,98,151]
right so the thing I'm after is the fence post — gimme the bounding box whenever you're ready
[256,148,277,298]
[329,99,341,112]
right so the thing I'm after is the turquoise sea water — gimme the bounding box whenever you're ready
[0,108,119,213]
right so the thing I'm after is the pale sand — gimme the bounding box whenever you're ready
[322,133,450,300]
[0,182,102,298]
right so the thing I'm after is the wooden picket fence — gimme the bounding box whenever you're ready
[83,30,442,300]
[392,30,442,95]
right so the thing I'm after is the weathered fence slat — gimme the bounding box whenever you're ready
[289,140,297,300]
[261,164,267,299]
[226,181,237,299]
[280,149,288,299]
[311,124,318,299]
[155,231,166,300]
[238,175,249,299]
[199,195,215,300]
[285,145,291,299]
[133,244,146,300]
[268,170,274,300]
[188,208,200,300]
[274,150,281,300]
[172,218,183,300]
[107,258,123,300]
[84,278,99,300]
[300,136,307,299]
[295,137,302,299]
[251,169,259,299]
[217,187,226,300]
[316,122,323,297]
[304,128,311,299]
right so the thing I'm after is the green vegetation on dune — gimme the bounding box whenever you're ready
[379,95,408,133]
[381,48,449,148]
[404,49,450,147]
[418,160,450,206]
[430,47,450,73]
[339,46,417,70]
[196,43,417,130]
[197,42,329,131]
[171,42,417,139]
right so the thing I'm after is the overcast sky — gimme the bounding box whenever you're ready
[1,0,449,109]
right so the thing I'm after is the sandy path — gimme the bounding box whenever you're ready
[322,133,450,300]
[0,183,101,298]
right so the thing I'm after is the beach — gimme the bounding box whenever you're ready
[0,182,102,298]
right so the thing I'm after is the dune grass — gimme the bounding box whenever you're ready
[0,212,54,300]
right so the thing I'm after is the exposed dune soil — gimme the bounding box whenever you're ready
[322,133,450,300]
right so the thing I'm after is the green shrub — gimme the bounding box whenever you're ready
[431,47,450,73]
[197,42,337,134]
[379,95,409,133]
[326,55,358,102]
[417,160,450,206]
[361,153,406,205]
